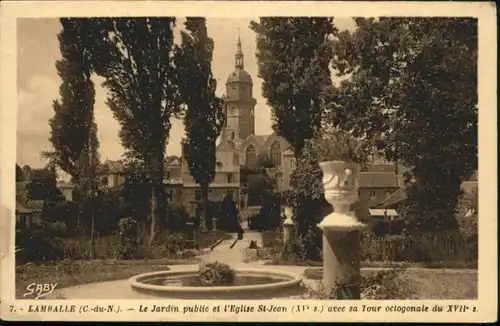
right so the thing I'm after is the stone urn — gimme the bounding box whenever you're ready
[317,160,367,230]
[316,160,368,299]
[282,206,294,245]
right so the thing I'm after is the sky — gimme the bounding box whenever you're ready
[16,17,356,169]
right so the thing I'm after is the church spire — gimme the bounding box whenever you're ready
[235,28,244,69]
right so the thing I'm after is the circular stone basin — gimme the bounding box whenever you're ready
[129,268,304,299]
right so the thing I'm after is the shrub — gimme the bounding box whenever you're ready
[218,195,239,232]
[15,231,64,264]
[43,221,68,238]
[296,227,322,261]
[361,267,416,299]
[258,193,281,230]
[303,264,417,300]
[167,203,190,231]
[116,217,138,260]
[197,261,236,286]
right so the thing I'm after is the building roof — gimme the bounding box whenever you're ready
[166,156,182,166]
[16,198,43,214]
[226,68,253,84]
[250,134,271,147]
[378,179,478,209]
[364,164,396,173]
[57,181,75,189]
[216,139,238,152]
[378,187,407,208]
[359,172,400,188]
[98,160,125,174]
[369,208,399,217]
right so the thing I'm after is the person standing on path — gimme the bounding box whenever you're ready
[237,224,244,240]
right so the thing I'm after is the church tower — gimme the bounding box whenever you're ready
[221,32,257,143]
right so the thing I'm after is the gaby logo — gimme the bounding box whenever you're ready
[24,283,58,300]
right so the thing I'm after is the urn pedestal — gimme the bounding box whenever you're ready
[184,221,196,250]
[282,207,294,246]
[317,161,368,299]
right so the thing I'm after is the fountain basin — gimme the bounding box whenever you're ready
[129,268,304,299]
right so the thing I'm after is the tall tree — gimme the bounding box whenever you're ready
[48,18,100,229]
[92,18,180,244]
[250,18,335,158]
[176,18,224,229]
[326,18,477,232]
[251,18,336,252]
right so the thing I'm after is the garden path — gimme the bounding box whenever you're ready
[200,230,263,265]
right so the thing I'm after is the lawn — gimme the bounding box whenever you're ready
[303,267,478,299]
[18,229,233,262]
[15,229,233,299]
[15,259,200,299]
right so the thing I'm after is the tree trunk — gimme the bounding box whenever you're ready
[148,157,165,246]
[201,184,209,231]
[89,206,95,260]
[149,184,158,246]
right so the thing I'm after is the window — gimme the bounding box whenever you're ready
[101,176,109,186]
[227,173,234,184]
[166,170,170,179]
[385,190,391,198]
[195,190,201,201]
[370,190,376,199]
[234,153,239,166]
[230,131,235,140]
[291,159,296,170]
[270,141,281,167]
[246,145,257,166]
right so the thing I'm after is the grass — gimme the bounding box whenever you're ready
[21,229,233,262]
[303,267,478,299]
[15,259,194,299]
[15,229,233,299]
[260,254,477,269]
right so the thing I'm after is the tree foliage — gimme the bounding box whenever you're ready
[48,19,100,197]
[176,18,224,229]
[250,18,335,157]
[91,18,180,244]
[25,168,64,203]
[326,18,477,232]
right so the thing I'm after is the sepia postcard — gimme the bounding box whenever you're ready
[0,0,497,322]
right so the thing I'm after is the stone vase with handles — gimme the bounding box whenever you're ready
[318,160,367,230]
[317,160,368,299]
